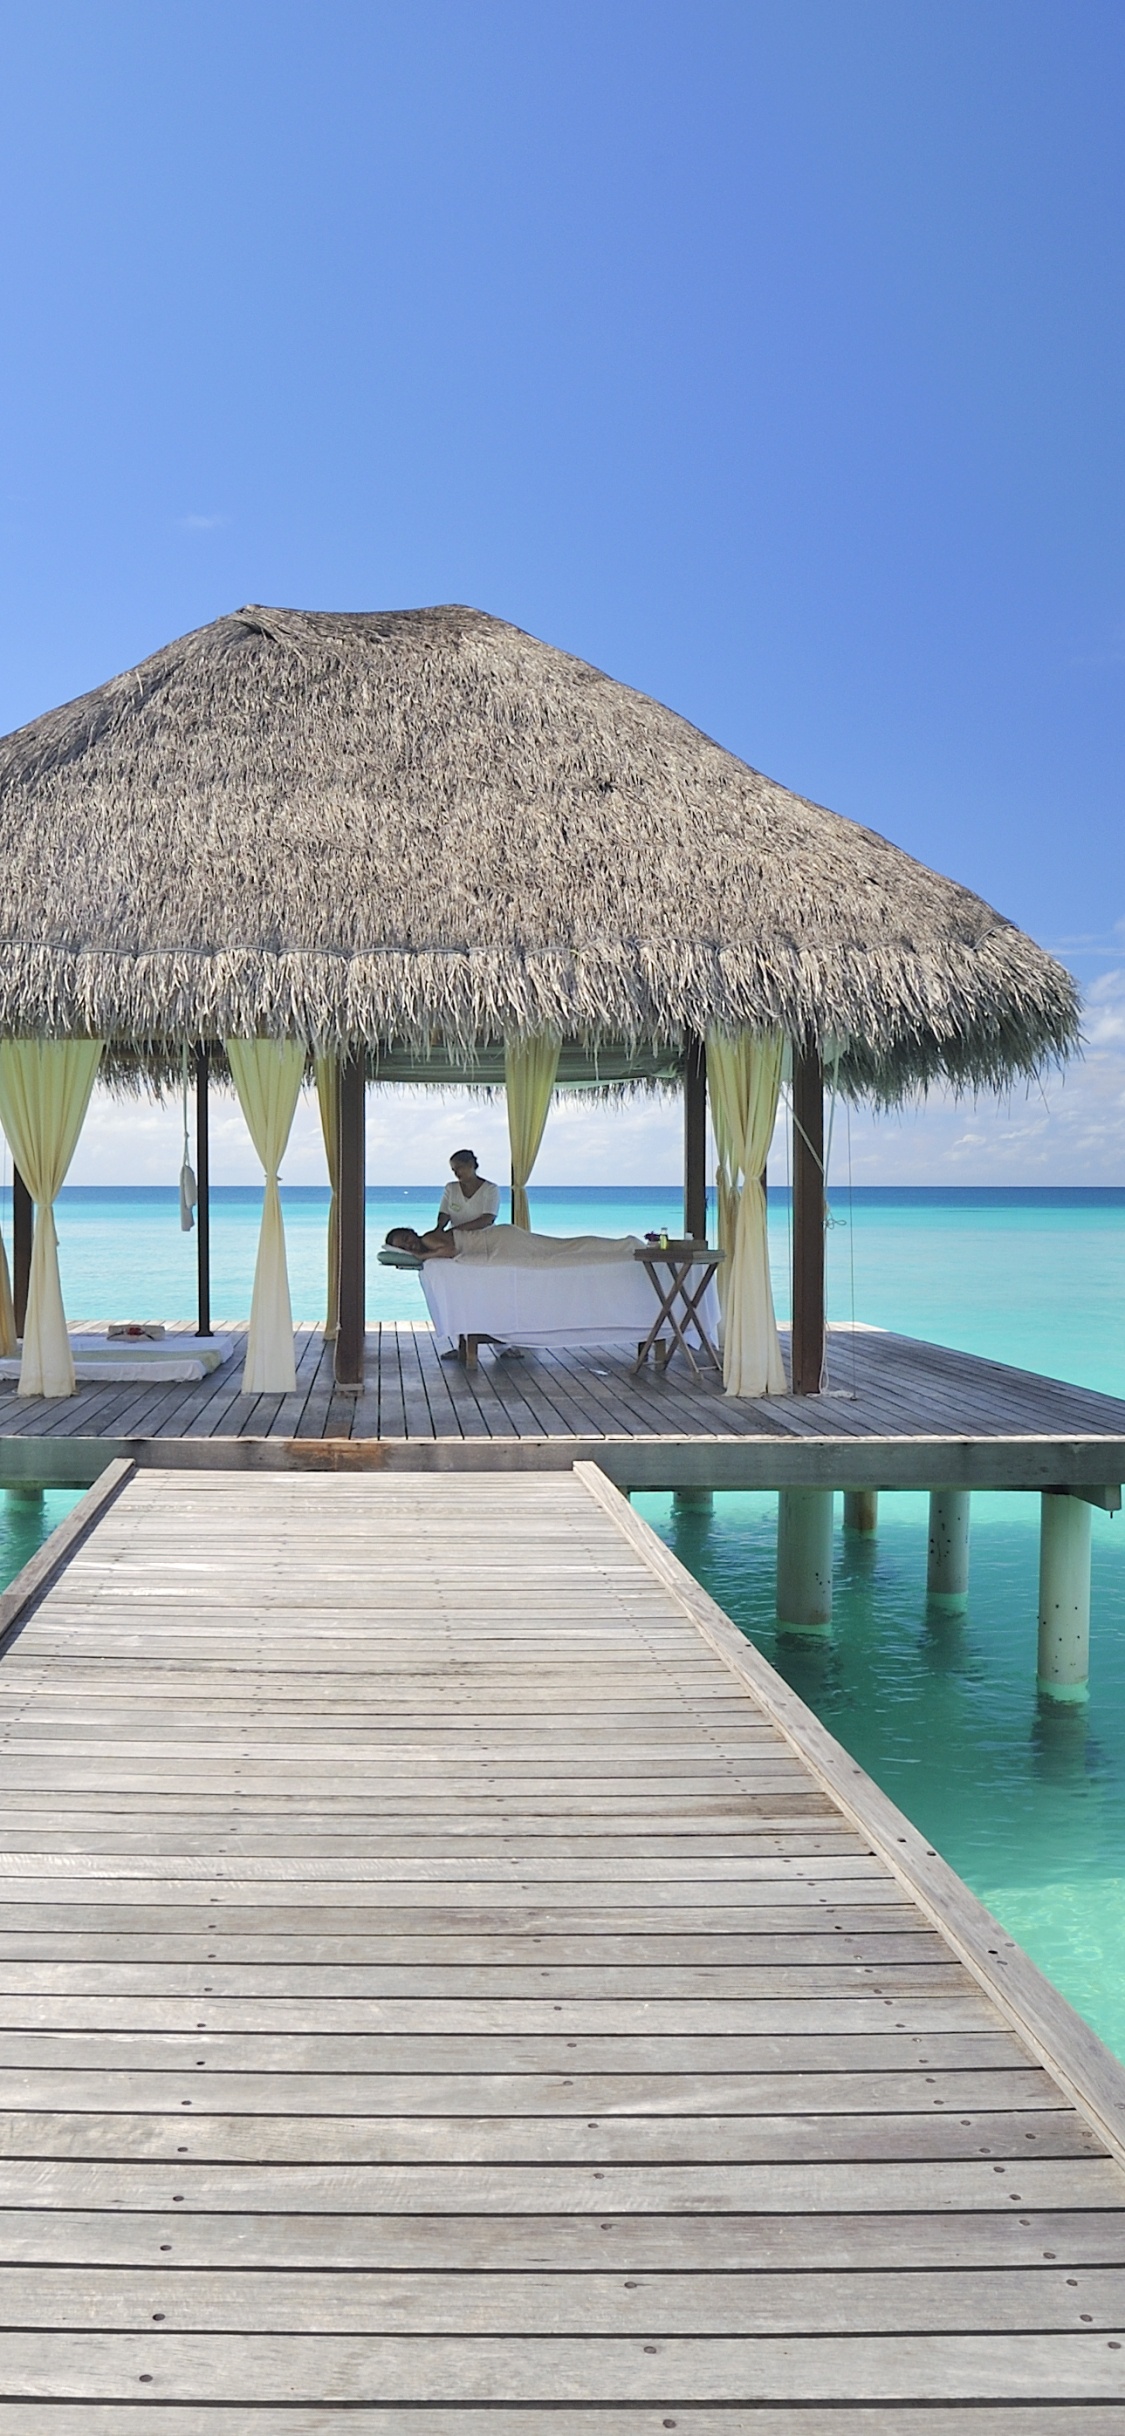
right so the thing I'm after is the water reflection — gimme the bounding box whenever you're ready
[921,1598,968,1676]
[1031,1696,1095,1786]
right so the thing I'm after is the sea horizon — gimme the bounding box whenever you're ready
[5,1181,1124,1205]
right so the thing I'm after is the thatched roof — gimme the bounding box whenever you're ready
[0,602,1077,1095]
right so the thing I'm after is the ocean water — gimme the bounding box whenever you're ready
[1,1183,1124,2059]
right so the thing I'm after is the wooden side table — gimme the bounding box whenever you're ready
[632,1242,725,1377]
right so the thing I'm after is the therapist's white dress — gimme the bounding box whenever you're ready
[438,1177,500,1237]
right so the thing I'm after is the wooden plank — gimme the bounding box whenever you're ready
[0,2065,1064,2116]
[0,2203,1122,2270]
[0,2106,1097,2165]
[0,2259,1120,2330]
[0,2406,1121,2436]
[0,2326,1123,2403]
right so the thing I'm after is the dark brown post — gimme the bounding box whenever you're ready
[195,1046,211,1338]
[335,1050,366,1387]
[683,1034,708,1242]
[12,1168,32,1339]
[791,1042,825,1395]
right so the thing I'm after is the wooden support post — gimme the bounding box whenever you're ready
[927,1488,971,1608]
[12,1168,32,1340]
[1038,1492,1091,1703]
[195,1047,211,1339]
[844,1489,878,1536]
[335,1050,366,1389]
[777,1488,834,1631]
[673,1487,714,1516]
[683,1033,708,1242]
[791,1042,825,1395]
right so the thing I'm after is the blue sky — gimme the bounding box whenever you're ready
[2,0,1122,1185]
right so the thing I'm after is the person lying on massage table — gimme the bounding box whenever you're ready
[385,1225,643,1265]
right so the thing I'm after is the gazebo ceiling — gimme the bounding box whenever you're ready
[0,602,1078,1098]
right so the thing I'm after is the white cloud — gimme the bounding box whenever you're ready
[176,512,227,532]
[1083,967,1125,1050]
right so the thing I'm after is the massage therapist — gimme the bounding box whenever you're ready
[434,1148,499,1242]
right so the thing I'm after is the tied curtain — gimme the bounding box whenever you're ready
[226,1040,306,1394]
[0,1040,103,1395]
[314,1057,340,1339]
[706,1028,786,1398]
[505,1035,560,1228]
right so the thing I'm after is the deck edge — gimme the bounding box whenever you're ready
[575,1457,1125,2172]
[0,1458,135,1658]
[2,1429,1124,1492]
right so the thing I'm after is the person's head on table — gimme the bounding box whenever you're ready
[436,1148,498,1234]
[386,1225,455,1261]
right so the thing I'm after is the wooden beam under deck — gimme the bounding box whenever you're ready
[0,1464,1123,2421]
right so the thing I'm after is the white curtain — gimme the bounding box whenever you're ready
[0,1040,103,1395]
[226,1040,306,1394]
[706,1028,786,1397]
[505,1035,560,1228]
[314,1056,340,1339]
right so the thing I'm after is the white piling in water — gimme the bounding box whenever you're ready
[777,1489,834,1632]
[1037,1492,1091,1703]
[843,1489,878,1536]
[927,1490,972,1609]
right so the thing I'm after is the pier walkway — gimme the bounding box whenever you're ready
[1,1463,1125,2424]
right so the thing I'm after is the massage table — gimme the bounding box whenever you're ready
[418,1251,720,1370]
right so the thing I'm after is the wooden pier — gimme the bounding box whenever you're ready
[1,1460,1124,2424]
[0,1321,1122,1494]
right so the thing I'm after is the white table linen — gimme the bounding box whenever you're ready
[419,1241,719,1351]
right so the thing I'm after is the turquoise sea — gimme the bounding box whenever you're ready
[2,1183,1124,2060]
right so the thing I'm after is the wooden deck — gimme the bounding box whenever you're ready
[1,1460,1125,2425]
[0,1321,1123,1492]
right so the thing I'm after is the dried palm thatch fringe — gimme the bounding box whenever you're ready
[0,604,1078,1101]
